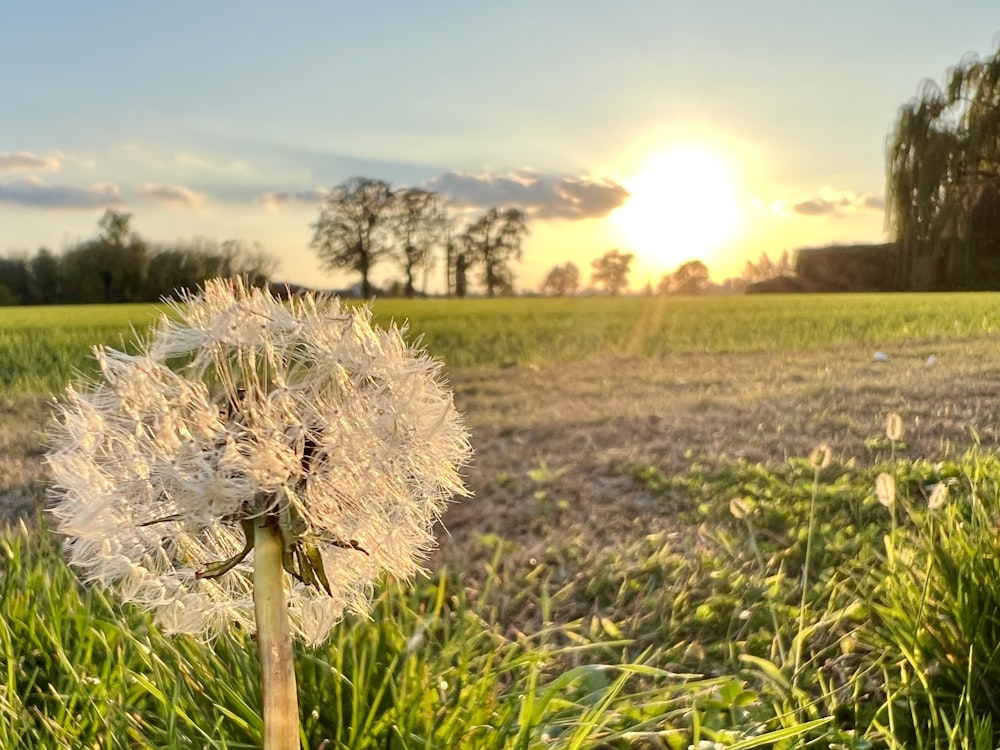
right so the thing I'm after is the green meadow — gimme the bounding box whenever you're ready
[4,293,1000,747]
[2,293,1000,391]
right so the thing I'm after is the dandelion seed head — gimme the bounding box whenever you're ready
[47,278,472,645]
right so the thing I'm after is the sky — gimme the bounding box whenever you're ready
[1,1,999,293]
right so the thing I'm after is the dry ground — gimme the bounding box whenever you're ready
[5,337,1000,567]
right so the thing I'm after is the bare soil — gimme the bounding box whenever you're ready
[6,337,1000,567]
[437,336,1000,565]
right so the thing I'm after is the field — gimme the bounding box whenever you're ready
[5,293,1000,747]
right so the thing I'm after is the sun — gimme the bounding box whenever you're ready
[612,147,741,268]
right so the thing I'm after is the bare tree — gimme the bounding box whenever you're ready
[541,262,581,296]
[388,188,448,297]
[311,177,395,297]
[590,249,634,295]
[459,208,528,297]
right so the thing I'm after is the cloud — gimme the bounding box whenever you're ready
[137,183,207,209]
[424,170,629,220]
[782,188,885,218]
[0,152,61,173]
[0,178,122,209]
[257,189,329,210]
[792,198,837,216]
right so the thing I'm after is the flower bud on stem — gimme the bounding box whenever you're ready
[254,514,299,749]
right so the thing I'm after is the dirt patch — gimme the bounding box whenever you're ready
[0,396,51,527]
[437,337,1000,565]
[6,338,1000,567]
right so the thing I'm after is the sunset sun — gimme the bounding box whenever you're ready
[613,147,742,268]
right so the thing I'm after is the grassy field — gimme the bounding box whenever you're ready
[4,293,1000,747]
[3,292,1000,392]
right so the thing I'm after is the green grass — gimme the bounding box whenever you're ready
[7,293,1000,746]
[0,304,162,394]
[9,437,1000,747]
[4,292,1000,393]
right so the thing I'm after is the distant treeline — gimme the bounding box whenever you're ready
[0,210,275,305]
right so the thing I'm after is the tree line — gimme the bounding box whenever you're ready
[2,173,800,304]
[310,177,528,298]
[0,210,275,305]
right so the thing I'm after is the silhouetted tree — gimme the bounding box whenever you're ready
[311,177,395,297]
[459,207,528,297]
[742,250,794,282]
[60,210,148,303]
[453,252,470,298]
[590,249,634,294]
[31,214,275,304]
[888,46,1000,288]
[388,188,447,297]
[31,248,60,303]
[0,254,32,305]
[658,259,710,294]
[541,262,581,296]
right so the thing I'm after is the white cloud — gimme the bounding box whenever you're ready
[423,170,629,220]
[0,178,122,209]
[776,187,885,217]
[137,183,207,209]
[0,152,61,173]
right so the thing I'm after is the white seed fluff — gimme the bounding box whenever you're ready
[46,278,471,645]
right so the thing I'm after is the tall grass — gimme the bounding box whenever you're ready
[0,522,834,748]
[6,418,1000,745]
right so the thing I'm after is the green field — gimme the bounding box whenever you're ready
[3,292,1000,393]
[4,294,1000,748]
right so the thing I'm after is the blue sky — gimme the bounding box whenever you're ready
[2,1,999,291]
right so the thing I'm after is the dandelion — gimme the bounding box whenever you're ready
[886,412,904,442]
[876,473,896,507]
[928,482,949,510]
[46,278,471,747]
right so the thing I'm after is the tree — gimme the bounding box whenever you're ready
[453,252,470,298]
[61,210,148,303]
[887,47,1000,289]
[541,262,581,296]
[658,259,710,295]
[742,250,795,283]
[459,208,528,297]
[311,177,395,297]
[590,249,634,294]
[31,248,60,303]
[389,188,447,297]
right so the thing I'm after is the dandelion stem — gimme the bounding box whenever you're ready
[253,514,300,749]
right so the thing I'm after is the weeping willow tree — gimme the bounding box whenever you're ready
[888,45,1000,289]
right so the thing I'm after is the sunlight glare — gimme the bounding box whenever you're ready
[613,147,742,268]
